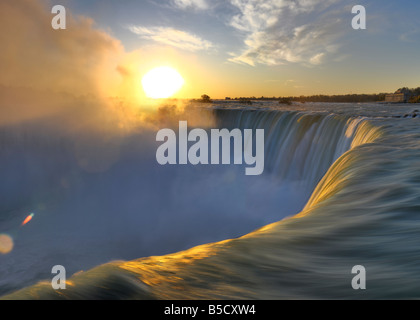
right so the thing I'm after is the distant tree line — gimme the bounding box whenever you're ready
[198,87,420,104]
[289,94,387,103]
[225,94,387,103]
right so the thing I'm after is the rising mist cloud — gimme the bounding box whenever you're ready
[0,0,127,127]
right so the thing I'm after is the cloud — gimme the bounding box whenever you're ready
[227,0,345,66]
[171,0,208,10]
[0,0,215,174]
[309,52,326,65]
[399,29,420,43]
[129,26,214,52]
[0,0,122,95]
[0,0,141,131]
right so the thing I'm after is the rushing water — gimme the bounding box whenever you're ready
[1,102,420,299]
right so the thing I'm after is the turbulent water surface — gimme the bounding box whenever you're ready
[1,102,420,299]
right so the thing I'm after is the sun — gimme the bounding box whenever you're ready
[142,66,185,99]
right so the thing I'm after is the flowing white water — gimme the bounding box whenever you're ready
[3,102,420,299]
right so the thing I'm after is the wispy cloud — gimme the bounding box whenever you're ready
[129,26,214,52]
[399,29,420,43]
[227,0,345,66]
[171,0,208,10]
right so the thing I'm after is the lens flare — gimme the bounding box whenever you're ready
[0,234,13,254]
[21,213,35,226]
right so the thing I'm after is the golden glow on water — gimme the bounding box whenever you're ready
[119,240,230,290]
[297,122,384,218]
[114,118,386,296]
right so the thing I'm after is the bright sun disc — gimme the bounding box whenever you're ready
[142,66,184,99]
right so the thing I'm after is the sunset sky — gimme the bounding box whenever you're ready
[2,0,420,101]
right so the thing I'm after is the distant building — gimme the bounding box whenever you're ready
[385,93,409,103]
